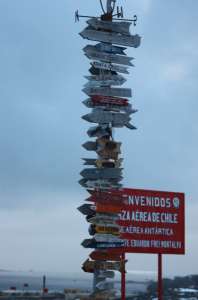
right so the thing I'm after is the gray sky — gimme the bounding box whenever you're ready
[0,0,198,277]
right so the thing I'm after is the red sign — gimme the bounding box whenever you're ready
[23,284,28,287]
[10,287,16,290]
[86,189,127,207]
[109,188,185,254]
[92,95,129,106]
[43,288,48,293]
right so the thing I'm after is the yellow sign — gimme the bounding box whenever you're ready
[95,226,121,235]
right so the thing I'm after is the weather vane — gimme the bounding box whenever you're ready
[75,0,137,24]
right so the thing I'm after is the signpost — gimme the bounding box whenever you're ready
[95,157,123,169]
[90,204,121,214]
[87,125,111,138]
[83,86,132,97]
[95,282,114,290]
[97,137,121,152]
[94,43,126,55]
[91,61,129,74]
[86,189,128,205]
[80,168,123,179]
[98,270,115,278]
[97,149,119,160]
[87,215,120,227]
[93,233,121,242]
[84,50,134,67]
[83,258,127,272]
[86,18,131,35]
[94,226,121,235]
[82,98,133,113]
[86,180,123,190]
[79,29,141,48]
[89,251,122,261]
[84,75,127,87]
[92,95,129,106]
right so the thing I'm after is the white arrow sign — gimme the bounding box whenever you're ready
[91,61,129,74]
[86,180,123,190]
[87,18,131,36]
[84,75,127,87]
[79,29,141,48]
[98,270,115,279]
[94,233,121,242]
[83,86,132,98]
[95,281,115,290]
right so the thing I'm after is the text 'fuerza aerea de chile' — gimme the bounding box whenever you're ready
[120,211,178,223]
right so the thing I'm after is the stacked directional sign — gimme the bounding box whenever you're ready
[77,2,140,296]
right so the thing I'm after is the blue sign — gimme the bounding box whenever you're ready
[80,168,123,179]
[86,241,124,249]
[95,43,126,55]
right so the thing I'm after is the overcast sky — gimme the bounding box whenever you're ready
[0,0,198,278]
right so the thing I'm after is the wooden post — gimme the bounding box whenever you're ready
[121,252,125,300]
[158,254,162,300]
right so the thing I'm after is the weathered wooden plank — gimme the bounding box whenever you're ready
[77,204,95,215]
[84,75,127,87]
[95,281,114,290]
[95,43,126,55]
[79,29,141,48]
[87,125,111,138]
[94,225,121,235]
[87,215,120,227]
[97,137,122,153]
[95,157,123,169]
[86,180,123,190]
[87,18,132,36]
[81,267,94,273]
[97,149,119,160]
[82,98,133,113]
[83,258,127,272]
[93,233,121,242]
[85,50,134,67]
[80,168,123,179]
[82,141,97,151]
[90,204,121,214]
[91,290,116,298]
[82,86,132,97]
[82,158,96,165]
[91,61,129,74]
[90,251,122,261]
[86,241,124,249]
[97,270,115,278]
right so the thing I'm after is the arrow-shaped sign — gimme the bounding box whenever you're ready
[87,125,111,138]
[95,281,114,290]
[95,157,123,169]
[82,158,96,165]
[83,86,132,98]
[90,251,122,261]
[93,233,121,242]
[83,258,127,273]
[79,29,141,48]
[82,141,97,151]
[81,267,94,273]
[98,270,115,278]
[86,180,123,190]
[90,204,121,214]
[95,43,126,55]
[92,95,129,106]
[97,149,119,160]
[81,239,94,248]
[97,137,122,153]
[91,61,129,74]
[77,204,95,216]
[86,18,132,36]
[86,241,124,249]
[86,189,128,206]
[84,75,127,87]
[87,216,120,227]
[83,107,137,130]
[85,50,134,67]
[94,226,121,235]
[91,291,117,298]
[82,98,133,113]
[80,168,123,179]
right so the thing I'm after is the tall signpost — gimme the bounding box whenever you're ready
[76,0,139,298]
[76,2,185,300]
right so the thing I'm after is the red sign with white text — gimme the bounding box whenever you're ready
[109,188,185,254]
